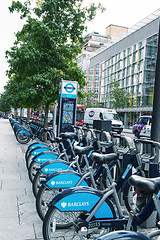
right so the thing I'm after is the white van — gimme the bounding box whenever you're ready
[84,108,123,133]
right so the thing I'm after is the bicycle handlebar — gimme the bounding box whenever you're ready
[134,138,160,149]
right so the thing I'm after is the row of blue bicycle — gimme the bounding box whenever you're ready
[9,117,55,144]
[10,117,160,239]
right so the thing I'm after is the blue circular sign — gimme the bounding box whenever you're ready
[89,110,95,117]
[64,83,75,93]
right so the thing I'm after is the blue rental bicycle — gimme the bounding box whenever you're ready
[36,135,157,222]
[28,132,80,182]
[42,140,160,240]
[95,174,160,240]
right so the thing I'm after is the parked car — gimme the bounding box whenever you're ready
[140,124,151,138]
[30,113,39,120]
[39,113,53,125]
[132,115,152,138]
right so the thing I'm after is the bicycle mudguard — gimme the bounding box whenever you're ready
[30,146,52,156]
[39,160,75,174]
[44,170,89,189]
[18,129,31,136]
[52,186,116,219]
[33,151,59,163]
[28,142,48,150]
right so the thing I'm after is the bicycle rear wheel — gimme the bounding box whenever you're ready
[43,206,106,240]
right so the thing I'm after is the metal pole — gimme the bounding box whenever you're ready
[151,18,160,162]
[151,18,160,143]
[52,102,57,137]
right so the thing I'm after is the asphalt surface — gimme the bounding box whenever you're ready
[0,118,157,240]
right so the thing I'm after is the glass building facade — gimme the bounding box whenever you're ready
[79,10,160,127]
[102,34,157,109]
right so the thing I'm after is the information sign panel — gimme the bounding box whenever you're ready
[58,80,78,135]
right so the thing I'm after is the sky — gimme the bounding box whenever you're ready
[0,0,160,94]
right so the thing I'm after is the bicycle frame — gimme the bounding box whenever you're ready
[47,182,160,238]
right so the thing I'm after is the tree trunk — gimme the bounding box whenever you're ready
[27,107,30,121]
[43,102,49,142]
[20,108,23,124]
[14,108,18,119]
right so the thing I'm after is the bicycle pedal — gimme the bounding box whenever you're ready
[157,221,160,229]
[81,227,87,234]
[129,211,140,222]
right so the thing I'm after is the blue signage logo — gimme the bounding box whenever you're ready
[64,83,75,93]
[89,110,95,117]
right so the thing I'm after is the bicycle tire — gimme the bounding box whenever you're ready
[28,160,40,182]
[32,171,44,198]
[16,131,31,144]
[123,180,147,213]
[36,185,62,221]
[25,142,48,163]
[40,130,55,142]
[99,159,122,190]
[26,146,52,169]
[43,206,111,240]
[26,152,34,169]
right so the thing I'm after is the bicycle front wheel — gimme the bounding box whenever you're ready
[123,181,147,213]
[16,132,31,144]
[36,185,61,221]
[28,161,40,182]
[32,171,44,198]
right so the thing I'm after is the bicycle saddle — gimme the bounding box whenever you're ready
[43,127,53,131]
[91,152,118,164]
[129,175,160,194]
[50,137,62,143]
[60,132,77,140]
[74,145,94,156]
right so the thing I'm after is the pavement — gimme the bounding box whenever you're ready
[0,119,43,240]
[0,119,156,240]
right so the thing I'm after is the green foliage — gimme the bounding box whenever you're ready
[0,91,11,113]
[85,90,94,108]
[110,80,129,109]
[5,0,105,125]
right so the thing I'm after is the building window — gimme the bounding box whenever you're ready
[122,69,126,78]
[123,58,126,68]
[139,47,144,59]
[127,55,131,65]
[138,60,143,71]
[127,47,131,55]
[126,77,130,86]
[133,44,137,51]
[146,45,156,57]
[145,57,156,70]
[132,51,137,62]
[126,66,131,76]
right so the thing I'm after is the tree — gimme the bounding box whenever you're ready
[110,80,129,109]
[6,0,105,137]
[0,91,11,115]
